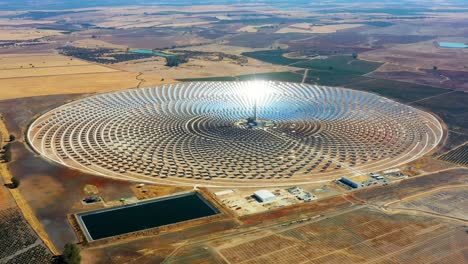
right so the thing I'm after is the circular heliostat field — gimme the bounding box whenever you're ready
[27,81,443,187]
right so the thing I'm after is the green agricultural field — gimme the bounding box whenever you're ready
[295,55,381,74]
[304,69,362,86]
[241,50,382,75]
[179,71,304,83]
[242,50,299,65]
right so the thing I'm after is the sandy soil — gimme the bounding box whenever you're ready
[392,186,468,220]
[132,184,192,200]
[95,14,211,29]
[99,34,211,50]
[114,56,299,80]
[0,64,118,79]
[0,19,56,26]
[90,8,223,29]
[0,53,174,100]
[0,184,15,210]
[237,25,260,33]
[0,126,16,210]
[0,71,171,100]
[0,28,63,40]
[276,23,364,34]
[237,24,275,33]
[361,39,468,90]
[71,39,129,49]
[0,53,89,69]
[354,168,467,205]
[361,39,468,71]
[156,21,213,28]
[216,207,465,264]
[95,17,163,29]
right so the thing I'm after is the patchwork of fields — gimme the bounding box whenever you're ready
[396,187,468,220]
[0,2,467,263]
[217,208,466,264]
[0,54,170,100]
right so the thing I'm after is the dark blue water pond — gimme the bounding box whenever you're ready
[78,192,219,240]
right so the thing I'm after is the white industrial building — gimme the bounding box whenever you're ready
[253,190,276,203]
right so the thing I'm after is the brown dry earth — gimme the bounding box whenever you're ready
[114,56,298,80]
[0,53,173,100]
[0,94,137,250]
[361,40,468,91]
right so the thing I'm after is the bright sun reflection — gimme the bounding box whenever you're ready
[242,80,272,121]
[247,80,271,100]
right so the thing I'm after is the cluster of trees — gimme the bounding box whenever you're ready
[55,243,81,264]
[165,50,248,66]
[3,143,11,162]
[3,134,15,162]
[165,55,188,67]
[3,135,17,189]
[58,47,155,64]
[10,176,19,188]
[61,243,81,264]
[58,46,115,63]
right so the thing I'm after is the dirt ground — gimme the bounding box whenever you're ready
[0,53,89,68]
[392,186,468,220]
[114,56,298,80]
[360,39,468,91]
[0,166,16,211]
[173,44,262,56]
[352,168,468,205]
[213,207,466,264]
[407,156,456,173]
[0,94,137,249]
[84,5,242,29]
[0,19,56,26]
[0,28,63,40]
[98,33,211,50]
[132,184,193,200]
[0,53,174,100]
[71,39,129,49]
[237,24,276,33]
[276,23,364,34]
[10,141,135,249]
[0,64,118,79]
[361,39,468,72]
[0,71,171,100]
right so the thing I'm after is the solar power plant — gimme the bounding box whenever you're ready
[27,81,443,187]
[438,143,468,166]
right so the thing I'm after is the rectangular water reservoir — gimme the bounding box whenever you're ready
[78,192,219,240]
